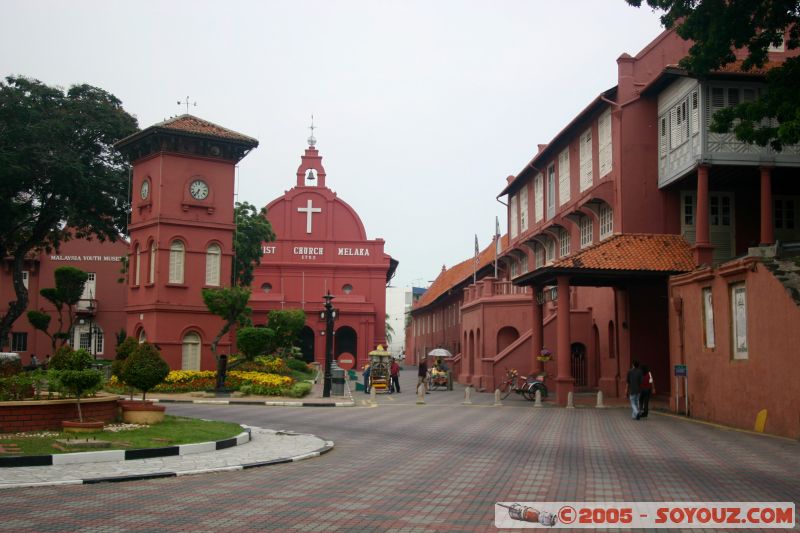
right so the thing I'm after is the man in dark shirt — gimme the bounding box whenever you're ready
[625,360,643,420]
[417,357,429,395]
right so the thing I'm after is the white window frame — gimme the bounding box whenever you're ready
[510,193,519,239]
[730,283,748,359]
[135,245,141,286]
[579,128,593,192]
[534,173,544,222]
[558,148,570,206]
[559,229,571,257]
[81,272,97,300]
[205,243,221,286]
[599,204,613,240]
[534,244,545,269]
[169,240,185,284]
[579,216,593,248]
[547,164,556,220]
[182,332,202,370]
[598,109,612,178]
[702,287,715,349]
[519,184,529,233]
[545,238,555,264]
[22,270,29,290]
[149,241,156,283]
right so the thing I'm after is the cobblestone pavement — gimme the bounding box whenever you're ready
[2,369,798,532]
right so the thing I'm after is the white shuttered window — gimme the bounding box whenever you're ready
[598,110,612,177]
[206,244,221,286]
[519,185,529,232]
[580,216,593,248]
[510,194,519,238]
[169,240,185,284]
[560,229,571,257]
[579,128,593,191]
[534,173,544,222]
[558,148,570,206]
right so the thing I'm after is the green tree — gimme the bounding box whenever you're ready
[266,309,306,357]
[49,347,102,422]
[627,0,800,150]
[27,266,89,350]
[233,201,275,287]
[236,327,273,360]
[385,313,394,345]
[120,342,169,401]
[202,286,253,359]
[0,76,138,347]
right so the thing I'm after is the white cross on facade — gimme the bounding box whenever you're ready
[297,199,322,234]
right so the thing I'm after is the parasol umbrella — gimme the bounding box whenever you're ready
[427,348,453,358]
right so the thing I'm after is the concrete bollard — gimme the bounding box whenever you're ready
[462,386,473,405]
[534,389,543,408]
[494,389,502,406]
[566,391,575,409]
[370,387,377,404]
[416,383,426,405]
[596,390,606,409]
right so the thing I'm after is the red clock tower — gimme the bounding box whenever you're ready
[116,115,259,370]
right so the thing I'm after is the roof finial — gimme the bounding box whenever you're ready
[308,114,317,148]
[177,96,197,115]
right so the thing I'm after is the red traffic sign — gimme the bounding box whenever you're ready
[337,353,355,370]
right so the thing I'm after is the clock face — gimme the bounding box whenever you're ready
[189,179,209,200]
[140,180,149,200]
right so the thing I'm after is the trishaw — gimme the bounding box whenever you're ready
[368,345,392,394]
[427,348,453,391]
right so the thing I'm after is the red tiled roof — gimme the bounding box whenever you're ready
[715,60,784,76]
[552,233,694,272]
[414,235,509,310]
[154,114,258,144]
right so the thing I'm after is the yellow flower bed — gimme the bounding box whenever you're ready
[229,371,293,388]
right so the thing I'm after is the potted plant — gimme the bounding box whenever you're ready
[50,347,105,432]
[118,342,170,424]
[537,348,553,362]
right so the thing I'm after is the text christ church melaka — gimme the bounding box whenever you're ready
[251,132,397,368]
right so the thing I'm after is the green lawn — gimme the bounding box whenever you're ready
[0,416,244,456]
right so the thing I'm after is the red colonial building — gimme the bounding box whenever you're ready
[411,27,800,438]
[250,134,397,368]
[1,237,129,365]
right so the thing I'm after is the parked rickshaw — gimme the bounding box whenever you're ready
[368,345,392,393]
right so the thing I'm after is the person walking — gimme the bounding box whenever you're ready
[417,357,429,395]
[638,364,655,418]
[362,364,371,395]
[625,360,644,420]
[390,359,401,393]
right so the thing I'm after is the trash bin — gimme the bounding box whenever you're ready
[332,368,345,396]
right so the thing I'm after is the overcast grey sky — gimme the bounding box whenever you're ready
[1,1,665,288]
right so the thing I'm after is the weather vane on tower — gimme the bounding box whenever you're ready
[308,114,317,148]
[177,96,197,114]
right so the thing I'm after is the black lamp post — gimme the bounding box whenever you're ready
[322,291,335,398]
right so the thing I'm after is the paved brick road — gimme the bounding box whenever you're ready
[2,369,798,532]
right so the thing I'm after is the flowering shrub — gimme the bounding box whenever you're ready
[537,348,553,362]
[107,370,295,395]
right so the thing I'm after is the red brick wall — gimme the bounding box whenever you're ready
[0,397,118,433]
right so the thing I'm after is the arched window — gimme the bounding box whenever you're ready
[205,243,221,286]
[182,332,201,370]
[169,240,185,284]
[134,244,141,285]
[72,323,104,355]
[138,329,146,344]
[149,241,156,283]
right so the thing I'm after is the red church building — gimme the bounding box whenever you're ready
[250,132,397,368]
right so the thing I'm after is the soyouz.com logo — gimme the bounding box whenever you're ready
[494,502,795,529]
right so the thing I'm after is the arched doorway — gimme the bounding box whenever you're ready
[335,326,357,360]
[571,342,587,387]
[496,326,519,353]
[299,326,315,363]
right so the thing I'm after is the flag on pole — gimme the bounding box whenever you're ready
[473,234,479,284]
